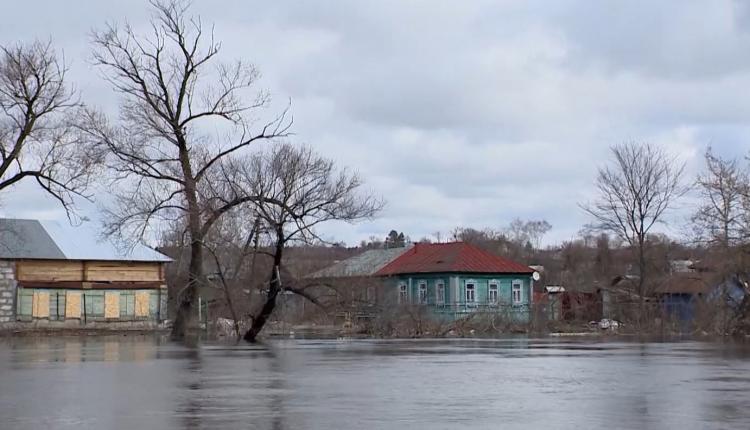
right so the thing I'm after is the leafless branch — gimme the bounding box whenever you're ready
[0,40,99,217]
[78,0,291,338]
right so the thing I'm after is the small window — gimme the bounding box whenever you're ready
[49,290,66,321]
[512,281,522,304]
[149,291,160,317]
[466,283,476,303]
[418,281,427,304]
[17,289,33,321]
[120,291,135,319]
[84,292,105,318]
[489,283,498,304]
[399,283,408,304]
[436,281,445,305]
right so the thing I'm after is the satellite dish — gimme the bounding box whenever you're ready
[532,271,541,281]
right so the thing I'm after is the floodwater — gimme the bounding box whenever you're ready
[1,337,750,430]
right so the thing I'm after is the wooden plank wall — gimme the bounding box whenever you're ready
[16,261,82,282]
[86,262,163,282]
[16,260,164,282]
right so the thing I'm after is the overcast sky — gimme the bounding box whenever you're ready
[3,1,750,246]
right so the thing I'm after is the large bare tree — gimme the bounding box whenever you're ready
[0,41,96,213]
[221,143,382,342]
[581,142,687,322]
[81,0,290,338]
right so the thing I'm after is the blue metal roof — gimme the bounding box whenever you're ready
[0,218,171,262]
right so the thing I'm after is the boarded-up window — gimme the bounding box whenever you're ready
[135,291,150,318]
[65,291,82,319]
[49,291,66,320]
[104,292,120,318]
[32,291,50,318]
[120,291,135,319]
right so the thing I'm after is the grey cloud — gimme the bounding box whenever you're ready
[2,1,750,246]
[552,1,750,80]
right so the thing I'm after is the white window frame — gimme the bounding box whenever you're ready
[512,280,522,305]
[488,281,499,304]
[465,282,476,304]
[436,281,445,305]
[418,281,428,304]
[399,283,408,304]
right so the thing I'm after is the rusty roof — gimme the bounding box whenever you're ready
[655,274,713,295]
[375,242,534,276]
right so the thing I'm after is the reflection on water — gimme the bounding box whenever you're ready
[1,336,750,429]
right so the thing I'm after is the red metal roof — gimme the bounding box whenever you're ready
[374,242,534,276]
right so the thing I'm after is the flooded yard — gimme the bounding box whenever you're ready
[1,336,750,429]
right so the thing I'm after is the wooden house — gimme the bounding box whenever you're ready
[374,242,536,322]
[307,245,412,324]
[656,273,746,322]
[0,219,170,329]
[310,242,537,323]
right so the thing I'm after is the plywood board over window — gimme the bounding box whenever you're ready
[32,291,50,318]
[65,291,82,319]
[135,291,150,317]
[104,292,120,319]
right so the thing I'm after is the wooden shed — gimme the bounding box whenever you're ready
[0,218,170,329]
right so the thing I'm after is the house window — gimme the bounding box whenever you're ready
[49,290,66,321]
[84,291,105,318]
[465,283,476,303]
[120,291,135,320]
[418,281,428,304]
[488,282,498,304]
[436,281,445,305]
[512,280,522,304]
[399,283,408,304]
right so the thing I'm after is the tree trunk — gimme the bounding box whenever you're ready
[243,230,284,343]
[171,235,204,339]
[637,237,646,331]
[171,159,203,339]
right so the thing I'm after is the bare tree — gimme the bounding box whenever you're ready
[692,147,748,249]
[581,142,687,323]
[80,0,291,338]
[221,143,382,342]
[0,41,97,213]
[505,218,552,250]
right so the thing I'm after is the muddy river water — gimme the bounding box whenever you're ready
[1,336,750,429]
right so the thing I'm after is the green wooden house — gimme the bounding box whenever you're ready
[374,242,536,321]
